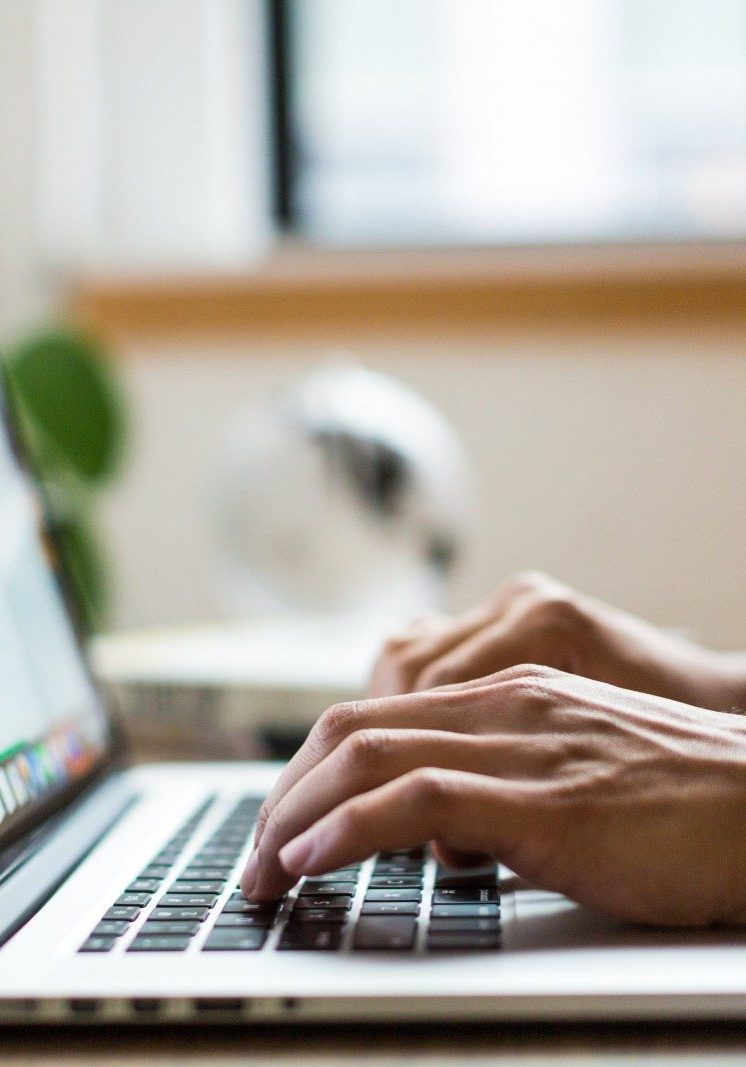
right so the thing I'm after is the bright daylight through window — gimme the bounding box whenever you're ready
[278,0,746,246]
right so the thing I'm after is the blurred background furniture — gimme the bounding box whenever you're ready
[91,615,381,762]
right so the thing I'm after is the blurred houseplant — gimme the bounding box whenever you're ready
[3,328,126,633]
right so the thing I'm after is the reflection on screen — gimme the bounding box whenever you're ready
[0,402,109,832]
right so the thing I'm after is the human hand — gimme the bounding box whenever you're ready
[370,571,745,713]
[242,665,746,926]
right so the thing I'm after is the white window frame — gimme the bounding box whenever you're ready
[33,0,273,273]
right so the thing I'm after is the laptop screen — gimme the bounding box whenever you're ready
[0,381,111,845]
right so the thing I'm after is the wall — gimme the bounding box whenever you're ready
[0,2,56,342]
[101,322,746,651]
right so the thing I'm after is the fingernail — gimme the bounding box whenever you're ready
[241,851,259,896]
[279,831,318,874]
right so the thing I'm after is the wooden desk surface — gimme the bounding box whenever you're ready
[2,1021,746,1065]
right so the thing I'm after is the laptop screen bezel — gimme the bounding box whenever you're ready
[0,364,124,869]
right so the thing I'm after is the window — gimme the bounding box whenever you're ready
[273,0,746,247]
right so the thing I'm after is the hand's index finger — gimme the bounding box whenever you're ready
[276,768,531,880]
[250,672,527,854]
[247,728,549,900]
[251,720,332,849]
[243,665,567,897]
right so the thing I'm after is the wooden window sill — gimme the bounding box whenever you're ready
[70,241,746,346]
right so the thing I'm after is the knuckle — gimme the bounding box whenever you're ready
[499,671,559,712]
[251,829,276,867]
[256,812,280,851]
[253,805,269,837]
[403,766,453,809]
[495,662,559,685]
[315,701,364,745]
[256,797,290,844]
[341,728,393,769]
[529,592,586,634]
[516,675,555,703]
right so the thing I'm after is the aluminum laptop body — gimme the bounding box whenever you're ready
[2,372,746,1026]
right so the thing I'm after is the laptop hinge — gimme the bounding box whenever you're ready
[0,772,138,948]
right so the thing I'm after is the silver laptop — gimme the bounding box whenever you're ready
[2,374,746,1026]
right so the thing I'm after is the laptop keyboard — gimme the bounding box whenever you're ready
[79,796,501,955]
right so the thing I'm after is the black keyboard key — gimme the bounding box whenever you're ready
[427,931,501,951]
[429,917,501,933]
[360,901,419,916]
[214,913,276,928]
[186,856,237,869]
[189,856,236,868]
[222,899,279,916]
[150,852,181,866]
[139,866,172,879]
[127,879,161,894]
[435,864,498,888]
[278,926,342,951]
[373,862,423,875]
[203,928,267,951]
[141,921,201,936]
[169,881,225,895]
[92,921,130,937]
[160,894,218,908]
[309,869,360,882]
[104,906,140,921]
[365,888,422,903]
[353,917,416,950]
[150,907,210,922]
[293,895,351,910]
[430,903,500,919]
[285,908,347,925]
[180,867,233,881]
[298,881,356,896]
[115,893,151,907]
[128,935,193,952]
[368,877,421,889]
[433,887,499,904]
[80,936,116,953]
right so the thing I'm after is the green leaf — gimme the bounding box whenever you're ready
[7,328,125,484]
[49,510,109,634]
